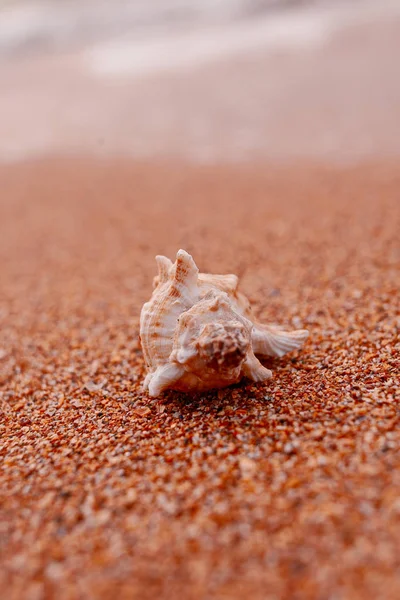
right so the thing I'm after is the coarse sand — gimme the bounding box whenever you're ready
[0,158,399,600]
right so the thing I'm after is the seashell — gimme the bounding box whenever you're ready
[140,249,309,397]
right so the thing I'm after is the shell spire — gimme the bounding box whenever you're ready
[140,250,309,397]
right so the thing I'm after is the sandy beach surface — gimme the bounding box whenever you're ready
[0,158,399,599]
[1,1,400,598]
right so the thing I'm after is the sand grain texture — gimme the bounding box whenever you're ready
[0,159,399,599]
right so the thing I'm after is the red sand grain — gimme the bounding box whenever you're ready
[0,158,399,600]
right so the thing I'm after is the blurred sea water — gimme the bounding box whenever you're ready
[1,0,400,163]
[0,0,376,57]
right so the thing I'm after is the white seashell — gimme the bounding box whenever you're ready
[140,249,309,397]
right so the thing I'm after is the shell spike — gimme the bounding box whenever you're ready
[155,255,173,283]
[148,364,185,397]
[252,324,309,358]
[173,249,199,287]
[242,350,272,382]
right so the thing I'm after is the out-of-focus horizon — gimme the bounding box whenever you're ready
[1,0,400,162]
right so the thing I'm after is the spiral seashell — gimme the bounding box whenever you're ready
[140,249,309,397]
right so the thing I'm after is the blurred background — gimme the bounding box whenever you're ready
[1,0,400,163]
